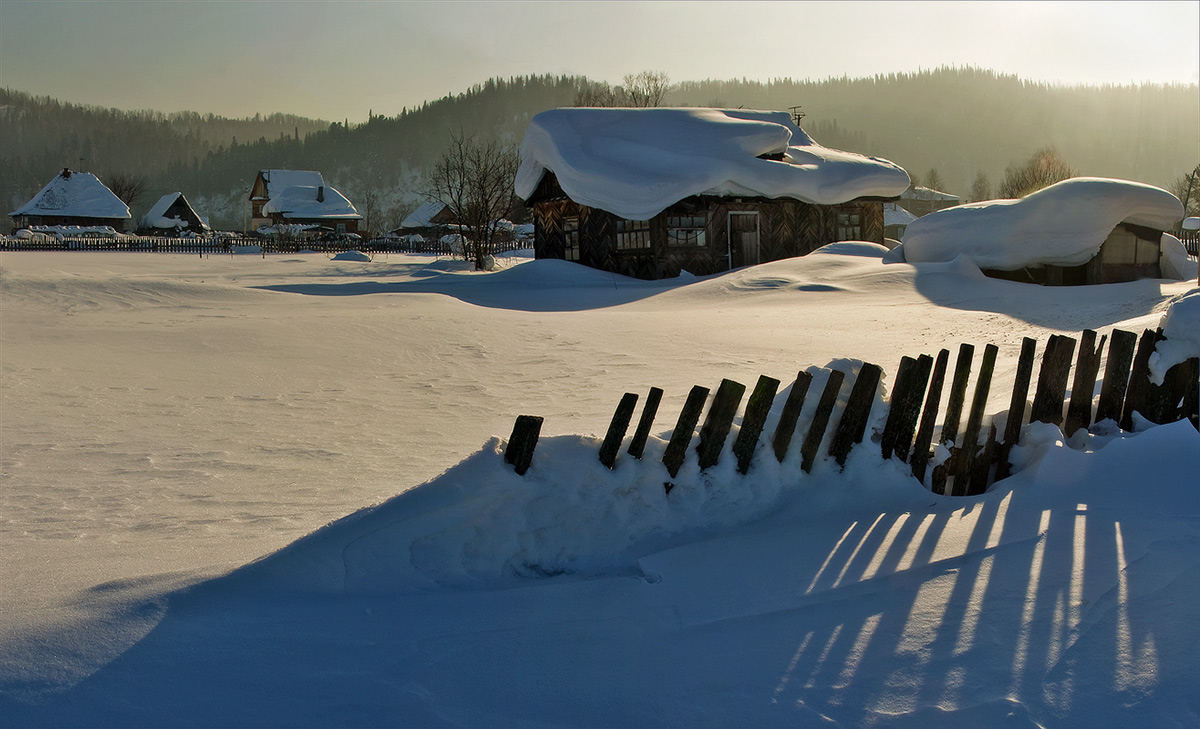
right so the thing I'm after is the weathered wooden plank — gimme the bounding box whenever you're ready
[955,343,998,495]
[504,415,544,476]
[881,354,933,462]
[627,386,663,459]
[880,356,917,461]
[1120,329,1160,431]
[911,349,950,484]
[995,336,1037,481]
[829,363,884,467]
[967,423,998,496]
[772,371,814,462]
[662,385,710,478]
[1030,334,1077,426]
[1065,329,1106,437]
[696,379,747,470]
[942,343,976,451]
[801,369,846,473]
[598,392,638,469]
[734,375,781,475]
[1095,329,1137,425]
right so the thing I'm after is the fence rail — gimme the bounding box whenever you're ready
[505,328,1199,497]
[0,235,532,257]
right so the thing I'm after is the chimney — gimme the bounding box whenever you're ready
[62,168,72,179]
[317,186,324,203]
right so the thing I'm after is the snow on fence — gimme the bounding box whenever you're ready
[505,328,1199,496]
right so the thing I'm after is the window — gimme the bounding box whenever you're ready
[616,219,652,250]
[836,211,862,241]
[666,215,706,247]
[563,216,580,261]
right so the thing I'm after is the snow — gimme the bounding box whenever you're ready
[902,185,959,202]
[1,248,1197,728]
[330,250,371,262]
[515,108,911,220]
[253,169,324,201]
[885,201,918,227]
[897,178,1186,270]
[9,170,130,220]
[261,184,361,220]
[400,200,449,228]
[1182,217,1199,231]
[1149,289,1200,382]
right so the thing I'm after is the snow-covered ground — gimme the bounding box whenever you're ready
[1,247,1197,728]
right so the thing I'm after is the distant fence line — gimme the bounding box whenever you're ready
[0,235,532,257]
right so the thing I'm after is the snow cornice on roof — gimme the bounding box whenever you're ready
[515,107,911,221]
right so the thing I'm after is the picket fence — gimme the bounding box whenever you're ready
[504,328,1199,496]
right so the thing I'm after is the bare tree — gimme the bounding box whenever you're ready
[969,171,992,202]
[1169,164,1200,218]
[423,131,520,270]
[622,70,671,107]
[924,167,946,193]
[572,71,671,108]
[105,172,149,208]
[998,147,1076,198]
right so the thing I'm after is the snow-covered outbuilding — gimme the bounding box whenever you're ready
[249,170,361,235]
[9,169,131,234]
[896,177,1187,285]
[392,201,457,237]
[897,185,960,218]
[136,192,210,236]
[515,108,911,279]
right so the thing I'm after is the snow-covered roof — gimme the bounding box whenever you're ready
[261,184,361,220]
[1183,216,1199,231]
[138,192,210,230]
[400,201,450,229]
[898,177,1185,270]
[10,170,131,220]
[254,170,325,201]
[515,108,911,220]
[902,186,959,202]
[884,202,917,227]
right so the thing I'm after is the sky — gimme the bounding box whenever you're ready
[1,0,1197,122]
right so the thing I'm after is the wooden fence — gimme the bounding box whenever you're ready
[0,235,531,257]
[504,328,1199,495]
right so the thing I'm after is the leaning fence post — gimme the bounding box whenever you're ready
[662,385,710,479]
[627,387,663,459]
[995,336,1037,481]
[801,369,846,473]
[733,375,781,475]
[829,363,883,468]
[1065,329,1106,437]
[598,393,638,469]
[1120,329,1161,431]
[1095,329,1138,425]
[1030,334,1077,426]
[911,348,949,485]
[954,343,998,496]
[696,379,746,470]
[881,354,933,462]
[772,371,814,463]
[505,415,544,476]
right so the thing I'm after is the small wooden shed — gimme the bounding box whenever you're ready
[137,192,210,236]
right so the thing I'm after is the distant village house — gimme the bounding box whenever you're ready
[9,169,131,234]
[897,185,960,218]
[137,192,210,236]
[392,201,457,237]
[249,170,362,235]
[515,108,911,280]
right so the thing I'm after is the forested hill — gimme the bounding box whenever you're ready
[2,69,1196,231]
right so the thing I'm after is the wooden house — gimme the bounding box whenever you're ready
[898,186,960,218]
[249,169,361,235]
[137,192,210,236]
[392,201,457,237]
[515,108,911,280]
[9,169,131,233]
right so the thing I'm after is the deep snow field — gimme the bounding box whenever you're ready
[1,246,1198,728]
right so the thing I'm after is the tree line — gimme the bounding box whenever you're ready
[2,67,1196,232]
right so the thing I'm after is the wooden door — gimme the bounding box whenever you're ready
[729,211,760,268]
